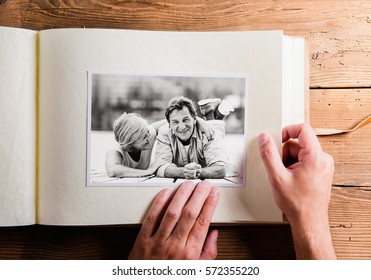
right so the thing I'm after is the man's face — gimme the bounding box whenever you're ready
[169,106,196,142]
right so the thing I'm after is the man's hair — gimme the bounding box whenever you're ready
[165,96,197,122]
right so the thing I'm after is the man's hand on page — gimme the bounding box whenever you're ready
[128,180,219,260]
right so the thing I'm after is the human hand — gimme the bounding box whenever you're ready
[128,180,219,260]
[258,124,334,223]
[258,124,336,259]
[184,162,202,179]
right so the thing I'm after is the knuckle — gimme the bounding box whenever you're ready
[183,248,196,260]
[321,152,334,170]
[183,208,198,221]
[165,208,179,221]
[164,242,178,259]
[145,212,157,224]
[196,214,210,227]
[260,145,274,160]
[205,245,218,260]
[136,236,153,251]
[203,195,217,209]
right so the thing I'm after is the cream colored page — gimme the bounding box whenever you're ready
[283,36,305,127]
[38,29,283,225]
[0,27,36,225]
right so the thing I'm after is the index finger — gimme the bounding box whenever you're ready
[282,124,322,151]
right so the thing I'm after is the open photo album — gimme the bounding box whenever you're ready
[0,27,305,226]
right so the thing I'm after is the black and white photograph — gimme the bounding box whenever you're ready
[87,72,247,187]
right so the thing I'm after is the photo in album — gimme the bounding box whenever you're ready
[87,72,247,187]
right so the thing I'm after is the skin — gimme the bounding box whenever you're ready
[128,180,219,260]
[258,124,336,259]
[129,123,336,260]
[129,128,152,151]
[169,106,196,142]
[164,106,226,179]
[105,120,167,178]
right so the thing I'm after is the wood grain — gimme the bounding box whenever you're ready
[330,187,371,259]
[0,187,369,260]
[0,224,295,259]
[0,0,370,260]
[0,0,370,88]
[310,89,371,186]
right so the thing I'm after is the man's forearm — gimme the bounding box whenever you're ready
[106,164,153,178]
[164,165,226,179]
[199,165,226,179]
[290,216,336,260]
[164,165,186,178]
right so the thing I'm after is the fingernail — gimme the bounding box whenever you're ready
[210,186,219,196]
[157,189,170,203]
[258,133,269,147]
[162,188,171,197]
[183,180,195,189]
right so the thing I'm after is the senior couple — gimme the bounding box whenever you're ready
[105,96,235,180]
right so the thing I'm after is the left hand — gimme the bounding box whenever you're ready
[128,180,219,260]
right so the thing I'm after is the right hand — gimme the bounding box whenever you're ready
[258,124,334,226]
[258,124,336,259]
[184,162,202,179]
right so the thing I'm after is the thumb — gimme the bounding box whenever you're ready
[258,133,286,186]
[200,229,218,260]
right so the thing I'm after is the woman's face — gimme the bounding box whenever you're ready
[130,128,152,150]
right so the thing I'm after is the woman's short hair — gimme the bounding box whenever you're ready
[165,96,197,122]
[112,113,148,150]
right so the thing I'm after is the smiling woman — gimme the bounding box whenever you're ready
[105,113,165,178]
[113,113,153,152]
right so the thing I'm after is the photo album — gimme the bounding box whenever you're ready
[0,27,305,226]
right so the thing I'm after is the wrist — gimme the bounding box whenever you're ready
[164,166,185,178]
[289,212,336,259]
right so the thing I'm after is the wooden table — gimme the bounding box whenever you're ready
[0,0,370,259]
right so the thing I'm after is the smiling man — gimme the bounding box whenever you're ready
[155,96,227,179]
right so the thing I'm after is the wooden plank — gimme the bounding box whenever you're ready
[0,224,295,259]
[330,187,371,259]
[0,0,369,88]
[0,187,369,260]
[0,0,370,261]
[0,0,24,25]
[310,89,371,186]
